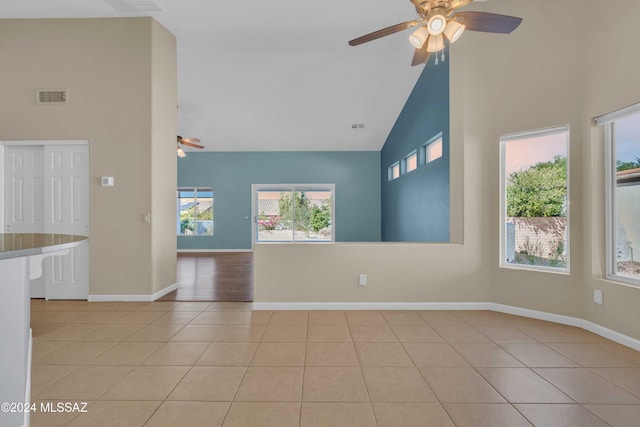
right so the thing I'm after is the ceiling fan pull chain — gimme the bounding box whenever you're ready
[435,54,439,65]
[441,49,445,62]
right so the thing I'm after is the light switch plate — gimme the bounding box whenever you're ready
[101,176,114,187]
[594,289,603,305]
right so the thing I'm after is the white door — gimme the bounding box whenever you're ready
[43,145,89,299]
[4,143,89,300]
[4,146,46,297]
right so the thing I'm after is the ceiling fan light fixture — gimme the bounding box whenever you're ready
[408,26,429,48]
[177,146,186,158]
[444,20,465,43]
[426,34,444,52]
[426,14,447,36]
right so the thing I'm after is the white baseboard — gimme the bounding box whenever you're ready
[151,283,178,300]
[177,249,252,253]
[88,283,177,302]
[490,303,583,328]
[252,302,490,311]
[252,301,640,351]
[581,320,640,351]
[491,303,640,351]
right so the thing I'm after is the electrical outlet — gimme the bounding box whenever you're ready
[594,289,603,305]
[358,274,367,286]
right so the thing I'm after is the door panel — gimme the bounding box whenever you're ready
[5,147,44,233]
[5,147,46,297]
[43,145,89,300]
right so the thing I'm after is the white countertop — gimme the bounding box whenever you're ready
[0,233,87,260]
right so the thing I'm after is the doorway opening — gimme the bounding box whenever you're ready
[159,252,253,302]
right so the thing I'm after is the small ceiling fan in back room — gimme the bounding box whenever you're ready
[348,0,522,66]
[177,135,204,158]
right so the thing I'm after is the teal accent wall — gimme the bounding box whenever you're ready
[178,151,381,249]
[380,52,450,242]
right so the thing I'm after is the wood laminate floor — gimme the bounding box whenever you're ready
[158,253,253,302]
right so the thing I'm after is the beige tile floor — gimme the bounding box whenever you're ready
[28,301,640,426]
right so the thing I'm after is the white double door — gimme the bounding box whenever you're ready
[4,143,89,299]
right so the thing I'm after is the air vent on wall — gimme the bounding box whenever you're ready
[35,89,68,105]
[103,0,163,12]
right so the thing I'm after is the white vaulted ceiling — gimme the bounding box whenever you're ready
[0,0,432,151]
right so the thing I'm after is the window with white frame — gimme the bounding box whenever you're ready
[423,134,443,163]
[500,126,569,271]
[253,184,334,243]
[177,188,213,235]
[404,151,418,173]
[597,104,640,286]
[388,162,400,181]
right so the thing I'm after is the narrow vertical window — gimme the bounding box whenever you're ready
[598,105,640,286]
[177,188,214,236]
[500,126,569,271]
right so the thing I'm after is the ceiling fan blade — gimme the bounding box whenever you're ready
[455,11,522,34]
[411,48,431,66]
[349,20,420,46]
[180,137,201,143]
[180,141,205,149]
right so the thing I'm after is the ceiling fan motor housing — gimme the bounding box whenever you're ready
[426,11,448,35]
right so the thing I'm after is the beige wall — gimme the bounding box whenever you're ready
[0,18,177,296]
[582,0,640,339]
[150,20,178,294]
[254,243,489,303]
[464,0,585,319]
[255,0,640,341]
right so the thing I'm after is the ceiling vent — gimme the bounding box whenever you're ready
[35,89,68,105]
[351,123,365,131]
[103,0,163,12]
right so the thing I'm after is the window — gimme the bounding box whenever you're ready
[388,162,400,181]
[404,151,418,174]
[597,104,640,286]
[177,188,213,236]
[423,134,443,163]
[253,184,334,243]
[500,126,569,272]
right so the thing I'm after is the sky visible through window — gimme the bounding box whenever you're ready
[616,114,640,164]
[505,132,567,175]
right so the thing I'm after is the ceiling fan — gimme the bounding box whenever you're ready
[177,135,204,157]
[349,0,522,66]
